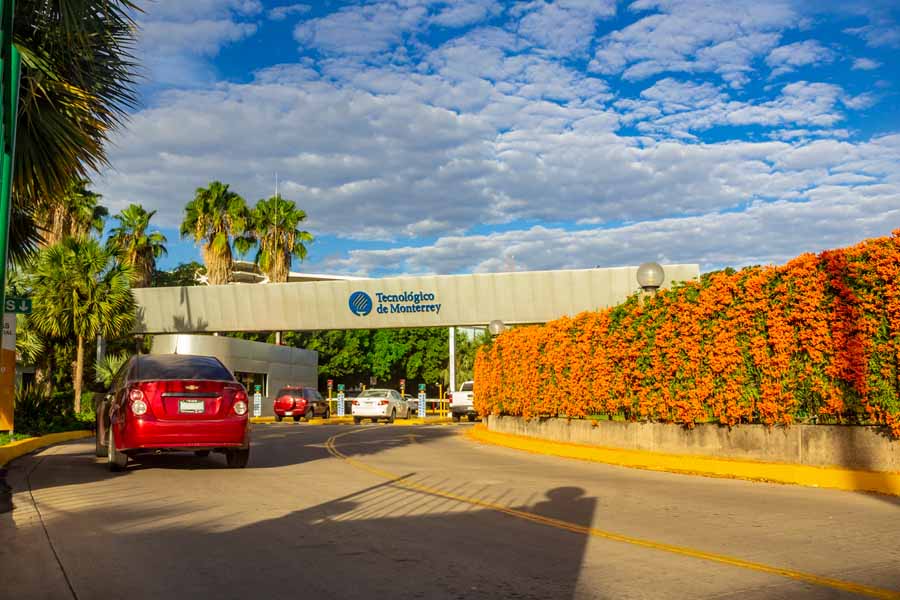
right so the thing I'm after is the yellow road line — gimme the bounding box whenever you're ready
[325,428,900,600]
[466,426,900,496]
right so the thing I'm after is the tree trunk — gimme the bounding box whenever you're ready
[74,335,84,413]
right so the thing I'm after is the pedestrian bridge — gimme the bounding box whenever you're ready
[132,264,700,333]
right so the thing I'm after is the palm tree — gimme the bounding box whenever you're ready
[95,352,130,388]
[249,194,314,282]
[30,237,135,411]
[180,181,250,285]
[107,204,168,287]
[39,178,108,245]
[12,0,139,259]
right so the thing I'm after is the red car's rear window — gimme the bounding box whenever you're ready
[133,355,234,381]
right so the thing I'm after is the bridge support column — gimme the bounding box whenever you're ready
[449,326,456,395]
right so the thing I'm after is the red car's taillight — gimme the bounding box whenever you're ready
[129,387,148,416]
[233,390,248,416]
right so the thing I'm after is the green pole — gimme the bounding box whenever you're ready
[0,0,20,312]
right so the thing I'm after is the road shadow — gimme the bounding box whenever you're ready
[10,475,599,600]
[17,425,460,493]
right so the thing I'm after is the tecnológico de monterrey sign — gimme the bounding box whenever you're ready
[348,290,441,317]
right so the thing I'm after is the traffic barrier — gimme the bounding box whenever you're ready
[251,415,453,426]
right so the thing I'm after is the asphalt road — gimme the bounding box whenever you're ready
[2,423,899,600]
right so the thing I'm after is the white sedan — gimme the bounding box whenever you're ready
[351,389,410,423]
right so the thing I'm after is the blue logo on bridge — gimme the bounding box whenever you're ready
[348,291,373,316]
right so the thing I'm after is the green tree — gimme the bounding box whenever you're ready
[30,238,135,411]
[245,194,313,282]
[151,261,206,288]
[13,0,139,258]
[283,330,373,387]
[454,328,491,383]
[107,203,168,287]
[39,179,107,245]
[181,181,250,285]
[370,329,411,381]
[404,328,451,386]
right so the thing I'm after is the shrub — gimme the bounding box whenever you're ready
[475,231,900,437]
[13,386,94,437]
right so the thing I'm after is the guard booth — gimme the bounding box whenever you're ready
[151,334,317,418]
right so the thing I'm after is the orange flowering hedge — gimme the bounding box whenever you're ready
[474,231,900,437]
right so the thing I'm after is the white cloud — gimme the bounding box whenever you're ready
[841,92,877,110]
[851,57,881,70]
[431,0,504,28]
[765,40,834,77]
[100,0,899,277]
[136,0,261,89]
[513,0,617,56]
[142,0,262,21]
[294,2,428,56]
[95,60,900,251]
[589,0,796,86]
[140,20,257,57]
[846,21,900,48]
[620,80,851,136]
[767,128,850,141]
[321,182,900,275]
[268,3,311,21]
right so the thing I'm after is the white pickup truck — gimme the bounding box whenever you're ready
[450,380,477,422]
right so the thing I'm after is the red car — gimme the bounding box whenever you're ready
[95,354,251,471]
[273,386,330,422]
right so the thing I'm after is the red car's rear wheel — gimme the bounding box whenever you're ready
[94,414,105,457]
[226,448,250,468]
[107,427,128,472]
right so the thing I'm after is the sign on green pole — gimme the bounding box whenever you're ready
[0,0,20,432]
[0,0,19,312]
[4,296,29,313]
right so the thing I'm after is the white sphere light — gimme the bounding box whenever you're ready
[488,319,506,336]
[636,262,665,291]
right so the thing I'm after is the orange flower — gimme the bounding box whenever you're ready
[474,232,900,437]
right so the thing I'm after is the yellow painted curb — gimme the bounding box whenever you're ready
[0,430,93,467]
[467,426,900,496]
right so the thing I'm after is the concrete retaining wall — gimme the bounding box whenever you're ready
[484,416,900,472]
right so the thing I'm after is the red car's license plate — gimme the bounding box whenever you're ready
[179,399,205,414]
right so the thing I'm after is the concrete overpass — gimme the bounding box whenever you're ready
[132,264,700,334]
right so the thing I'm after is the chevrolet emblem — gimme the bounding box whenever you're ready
[185,384,200,391]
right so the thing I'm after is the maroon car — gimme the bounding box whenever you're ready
[95,354,251,471]
[273,386,330,422]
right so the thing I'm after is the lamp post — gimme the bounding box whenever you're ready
[488,319,505,337]
[636,262,665,302]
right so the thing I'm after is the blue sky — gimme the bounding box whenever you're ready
[95,0,900,276]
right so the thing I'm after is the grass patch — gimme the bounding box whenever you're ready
[0,432,31,446]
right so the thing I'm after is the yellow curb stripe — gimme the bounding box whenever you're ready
[325,428,900,600]
[0,430,93,467]
[466,426,900,496]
